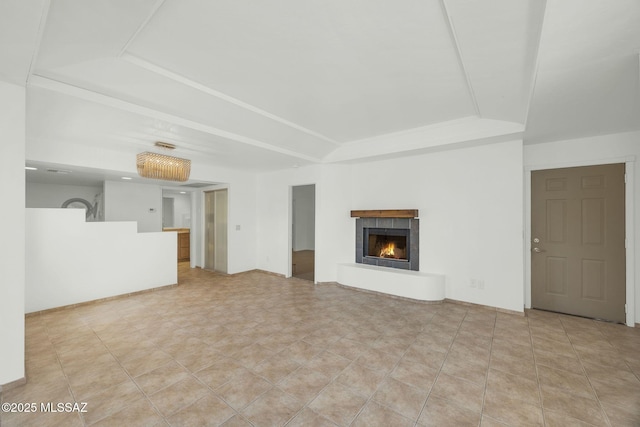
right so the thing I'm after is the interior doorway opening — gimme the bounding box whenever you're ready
[291,184,315,282]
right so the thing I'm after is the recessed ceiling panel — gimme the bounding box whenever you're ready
[35,0,159,70]
[27,86,313,173]
[525,0,640,143]
[35,58,338,160]
[444,0,545,123]
[0,0,47,84]
[127,0,475,141]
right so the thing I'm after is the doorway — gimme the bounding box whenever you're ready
[291,184,315,282]
[204,189,228,273]
[531,164,626,323]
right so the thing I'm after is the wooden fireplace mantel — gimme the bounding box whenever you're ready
[350,209,418,218]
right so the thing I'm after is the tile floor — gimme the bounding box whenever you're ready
[2,263,640,426]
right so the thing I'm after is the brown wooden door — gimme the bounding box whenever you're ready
[531,164,626,323]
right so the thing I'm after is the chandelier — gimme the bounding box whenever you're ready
[136,142,191,182]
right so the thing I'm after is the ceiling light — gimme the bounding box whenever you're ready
[179,191,186,194]
[136,144,191,182]
[25,166,37,170]
[121,177,132,180]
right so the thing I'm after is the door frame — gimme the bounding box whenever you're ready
[288,183,317,282]
[198,185,229,273]
[524,156,635,326]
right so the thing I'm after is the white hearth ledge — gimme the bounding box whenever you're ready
[337,263,445,302]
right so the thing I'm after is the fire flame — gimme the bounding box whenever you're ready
[380,242,396,258]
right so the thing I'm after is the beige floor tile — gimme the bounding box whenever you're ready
[219,414,254,427]
[600,400,640,426]
[120,349,174,378]
[441,350,489,386]
[305,350,351,378]
[214,369,271,410]
[590,377,640,410]
[286,408,338,427]
[390,358,438,391]
[10,266,640,427]
[90,398,164,427]
[308,381,367,426]
[430,373,485,413]
[399,345,446,372]
[2,408,84,427]
[372,377,428,420]
[278,366,332,402]
[147,376,210,417]
[335,361,385,397]
[134,360,191,396]
[482,390,544,426]
[490,337,534,360]
[283,340,324,364]
[489,350,537,380]
[253,355,300,384]
[486,368,540,406]
[543,409,605,427]
[413,331,454,353]
[540,385,605,426]
[352,400,414,427]
[355,347,402,373]
[193,357,245,389]
[167,393,236,427]
[537,365,596,399]
[325,337,369,360]
[534,347,584,375]
[241,387,303,426]
[80,380,145,425]
[67,364,131,400]
[480,415,511,426]
[418,395,481,427]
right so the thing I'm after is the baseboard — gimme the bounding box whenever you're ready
[0,376,26,393]
[334,282,444,304]
[445,298,525,316]
[25,283,178,317]
[250,269,286,278]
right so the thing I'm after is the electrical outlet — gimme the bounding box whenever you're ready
[470,279,477,288]
[478,280,485,290]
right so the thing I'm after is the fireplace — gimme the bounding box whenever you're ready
[365,228,409,261]
[353,210,419,271]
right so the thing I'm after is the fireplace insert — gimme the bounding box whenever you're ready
[364,228,409,261]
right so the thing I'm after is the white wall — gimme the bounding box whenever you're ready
[163,192,191,228]
[191,165,258,275]
[104,180,162,232]
[26,127,260,275]
[26,182,103,220]
[350,140,525,312]
[524,131,640,322]
[256,141,525,312]
[257,164,354,282]
[0,81,25,386]
[292,184,315,251]
[25,209,177,313]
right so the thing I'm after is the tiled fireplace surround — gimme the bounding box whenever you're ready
[355,217,419,272]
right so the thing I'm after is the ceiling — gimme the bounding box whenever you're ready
[2,0,639,184]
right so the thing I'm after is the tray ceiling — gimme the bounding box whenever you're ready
[2,0,639,175]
